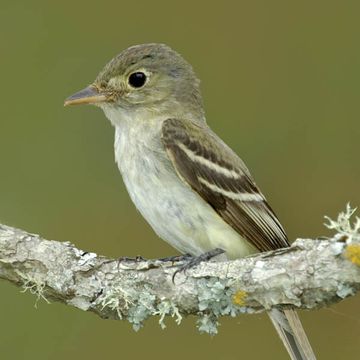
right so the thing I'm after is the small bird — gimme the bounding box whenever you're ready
[65,43,315,359]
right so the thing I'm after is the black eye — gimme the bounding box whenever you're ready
[128,72,147,88]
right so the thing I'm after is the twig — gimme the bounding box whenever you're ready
[0,205,360,334]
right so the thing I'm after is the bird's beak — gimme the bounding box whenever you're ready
[64,85,107,106]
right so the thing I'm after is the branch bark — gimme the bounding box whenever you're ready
[0,208,360,333]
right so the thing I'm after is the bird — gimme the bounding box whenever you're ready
[64,43,316,359]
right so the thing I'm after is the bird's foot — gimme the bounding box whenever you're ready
[101,255,147,270]
[118,255,146,262]
[157,253,192,263]
[172,248,225,283]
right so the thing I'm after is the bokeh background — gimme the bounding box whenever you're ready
[0,0,359,359]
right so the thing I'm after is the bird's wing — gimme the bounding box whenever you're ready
[161,118,289,252]
[162,119,317,359]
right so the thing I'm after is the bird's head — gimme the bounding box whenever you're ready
[64,43,204,123]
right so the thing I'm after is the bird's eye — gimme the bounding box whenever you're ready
[128,72,147,88]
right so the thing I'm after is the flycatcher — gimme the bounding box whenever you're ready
[65,43,316,360]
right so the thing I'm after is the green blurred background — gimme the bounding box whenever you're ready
[0,0,359,359]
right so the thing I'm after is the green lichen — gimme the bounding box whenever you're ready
[156,300,182,329]
[127,291,156,331]
[197,278,246,316]
[98,273,252,334]
[98,283,134,319]
[98,280,157,330]
[196,277,249,334]
[19,272,50,307]
[324,203,360,240]
[98,277,183,331]
[336,284,355,299]
[197,314,219,335]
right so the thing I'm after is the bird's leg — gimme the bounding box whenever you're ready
[172,248,225,283]
[157,253,192,263]
[119,255,147,262]
[100,255,147,271]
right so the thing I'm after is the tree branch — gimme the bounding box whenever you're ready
[1,205,360,334]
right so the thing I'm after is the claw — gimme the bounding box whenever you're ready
[172,248,225,283]
[157,253,192,263]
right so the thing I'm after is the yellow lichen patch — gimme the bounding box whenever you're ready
[345,244,360,266]
[232,290,247,306]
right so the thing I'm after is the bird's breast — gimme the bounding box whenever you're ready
[113,123,256,258]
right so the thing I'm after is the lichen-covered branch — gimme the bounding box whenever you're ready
[1,205,360,334]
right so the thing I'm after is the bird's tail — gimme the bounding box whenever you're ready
[268,308,316,360]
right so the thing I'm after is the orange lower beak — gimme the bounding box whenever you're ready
[64,86,107,106]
